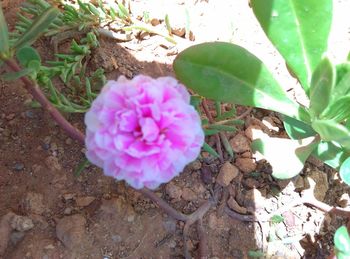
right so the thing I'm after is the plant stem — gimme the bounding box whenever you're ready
[139,188,188,221]
[5,58,85,144]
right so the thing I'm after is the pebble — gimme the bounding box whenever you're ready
[64,207,73,215]
[45,156,62,171]
[200,166,212,184]
[235,158,257,173]
[6,113,15,120]
[227,197,247,214]
[181,188,197,201]
[56,214,86,250]
[62,193,76,201]
[10,231,25,245]
[24,110,35,119]
[337,193,350,208]
[189,160,202,171]
[75,196,95,207]
[22,192,46,215]
[216,162,239,187]
[229,133,251,153]
[165,182,182,200]
[308,168,328,201]
[13,162,24,171]
[10,215,34,232]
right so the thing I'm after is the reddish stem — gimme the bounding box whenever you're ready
[5,59,85,144]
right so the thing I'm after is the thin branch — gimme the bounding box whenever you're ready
[139,188,188,221]
[5,59,85,144]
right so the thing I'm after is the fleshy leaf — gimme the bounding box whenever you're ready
[333,63,350,101]
[312,141,349,170]
[13,7,60,50]
[321,95,350,122]
[309,58,335,117]
[173,42,310,122]
[0,3,9,57]
[16,46,41,67]
[312,119,350,149]
[340,157,350,186]
[283,115,316,140]
[252,135,319,179]
[251,0,332,93]
[334,226,350,258]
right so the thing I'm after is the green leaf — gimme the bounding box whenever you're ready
[220,132,234,158]
[216,107,236,121]
[118,2,130,18]
[202,142,219,158]
[321,95,350,122]
[1,68,33,81]
[333,63,350,101]
[312,141,349,169]
[16,46,41,67]
[334,226,350,257]
[340,157,350,186]
[251,0,332,93]
[13,7,60,50]
[74,157,90,177]
[173,42,310,122]
[204,129,219,136]
[312,119,350,149]
[283,115,316,140]
[207,124,236,132]
[0,3,9,57]
[252,135,319,179]
[309,58,335,117]
[270,215,284,224]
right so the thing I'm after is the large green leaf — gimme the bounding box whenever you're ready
[283,115,316,140]
[0,3,9,57]
[309,58,335,117]
[334,226,350,259]
[251,0,332,93]
[312,119,350,149]
[321,95,350,123]
[13,7,59,50]
[16,46,41,67]
[173,42,310,122]
[313,141,349,169]
[340,157,350,186]
[251,135,319,179]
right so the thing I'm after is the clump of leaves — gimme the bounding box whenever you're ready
[174,0,350,184]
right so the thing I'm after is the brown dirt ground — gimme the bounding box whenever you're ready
[1,0,350,258]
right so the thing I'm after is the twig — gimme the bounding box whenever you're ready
[197,219,208,259]
[5,59,85,144]
[139,188,187,221]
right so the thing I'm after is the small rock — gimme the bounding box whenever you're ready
[64,208,73,215]
[45,156,62,171]
[235,158,257,174]
[229,133,251,153]
[244,124,266,141]
[165,182,182,200]
[56,214,86,250]
[189,160,202,171]
[13,162,24,171]
[216,162,239,187]
[181,188,197,201]
[337,193,350,208]
[62,193,75,201]
[201,166,212,184]
[65,138,73,145]
[227,197,247,214]
[24,110,35,119]
[22,192,45,215]
[111,235,122,243]
[10,215,34,232]
[308,168,328,201]
[10,231,25,245]
[75,196,95,207]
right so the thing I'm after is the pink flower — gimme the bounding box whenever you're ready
[84,75,204,189]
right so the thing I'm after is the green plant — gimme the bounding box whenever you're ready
[334,226,350,259]
[174,0,350,182]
